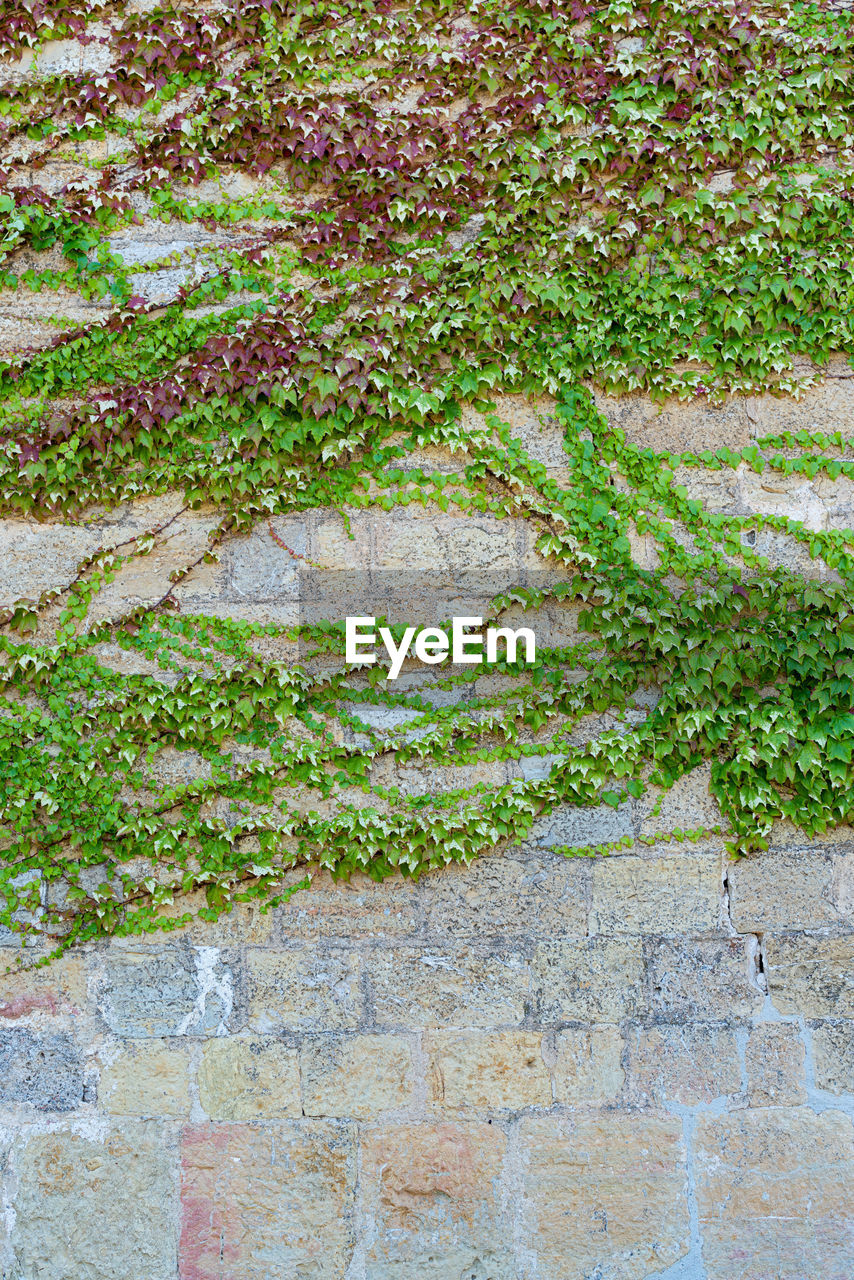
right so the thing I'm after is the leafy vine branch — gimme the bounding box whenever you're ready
[1,0,854,958]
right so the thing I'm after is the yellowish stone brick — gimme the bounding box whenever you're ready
[197,1036,301,1120]
[426,1030,551,1111]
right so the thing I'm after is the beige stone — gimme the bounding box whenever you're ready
[179,1121,356,1278]
[0,953,87,1019]
[532,938,645,1022]
[301,1033,413,1117]
[695,1108,854,1278]
[198,1037,301,1120]
[625,1025,741,1106]
[746,1023,807,1106]
[419,851,588,939]
[635,763,722,837]
[247,946,362,1030]
[592,389,751,454]
[590,851,721,935]
[518,1113,690,1279]
[766,933,854,1017]
[279,868,421,939]
[728,849,849,932]
[100,1040,192,1117]
[647,937,764,1021]
[552,1026,624,1104]
[11,1124,176,1279]
[369,944,529,1029]
[811,1020,854,1096]
[359,1122,510,1277]
[426,1030,550,1111]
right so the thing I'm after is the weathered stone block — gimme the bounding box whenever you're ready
[517,1113,690,1279]
[179,1121,355,1279]
[96,947,235,1038]
[247,946,362,1031]
[695,1108,854,1278]
[551,1026,625,1104]
[625,1025,741,1107]
[592,389,750,454]
[532,938,645,1023]
[766,932,854,1017]
[426,1030,550,1111]
[746,1023,807,1106]
[0,519,100,608]
[647,937,764,1021]
[590,851,721,935]
[811,1021,854,1096]
[635,762,722,836]
[301,1033,413,1117]
[197,1037,300,1120]
[369,944,529,1029]
[279,868,421,938]
[420,851,588,939]
[11,1124,176,1279]
[359,1122,511,1279]
[0,952,87,1018]
[528,800,633,850]
[100,1040,192,1117]
[0,1028,83,1111]
[729,849,850,932]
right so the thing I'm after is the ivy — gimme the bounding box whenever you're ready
[1,0,854,958]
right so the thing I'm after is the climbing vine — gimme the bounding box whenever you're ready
[2,0,854,956]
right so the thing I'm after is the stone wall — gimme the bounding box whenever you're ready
[2,374,854,1278]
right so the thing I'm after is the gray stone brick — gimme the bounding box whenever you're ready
[0,1029,83,1112]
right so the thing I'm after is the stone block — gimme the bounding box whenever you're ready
[695,1108,854,1278]
[222,521,304,602]
[11,1124,176,1279]
[279,868,421,939]
[532,938,645,1023]
[728,849,849,932]
[746,1023,807,1106]
[593,389,750,455]
[590,851,721,935]
[377,513,518,573]
[368,944,529,1030]
[625,1025,741,1107]
[528,800,633,850]
[517,1113,690,1279]
[179,1121,355,1279]
[766,933,854,1017]
[647,937,764,1021]
[96,947,235,1038]
[0,952,87,1019]
[0,1028,83,1111]
[359,1122,511,1279]
[635,762,722,836]
[301,1033,412,1118]
[311,510,372,570]
[551,1026,625,1104]
[100,1040,192,1117]
[426,1030,551,1111]
[247,946,362,1031]
[811,1021,854,1096]
[0,519,100,607]
[420,851,588,939]
[197,1037,300,1120]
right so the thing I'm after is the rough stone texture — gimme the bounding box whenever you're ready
[9,1125,177,1279]
[426,1030,551,1111]
[590,851,721,935]
[301,1033,413,1117]
[695,1109,854,1279]
[746,1023,807,1107]
[766,932,854,1017]
[197,1036,301,1120]
[811,1020,854,1096]
[625,1024,742,1107]
[358,1122,510,1279]
[518,1113,691,1279]
[99,1040,193,1117]
[179,1122,356,1279]
[0,1027,83,1111]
